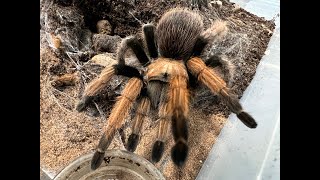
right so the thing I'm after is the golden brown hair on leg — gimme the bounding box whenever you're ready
[151,100,170,163]
[76,66,115,112]
[126,95,151,152]
[187,57,257,128]
[168,76,190,167]
[205,54,235,86]
[150,74,190,166]
[152,118,170,163]
[76,62,141,112]
[91,77,143,170]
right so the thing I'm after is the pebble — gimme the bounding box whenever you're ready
[50,33,61,49]
[96,20,112,34]
[233,4,241,11]
[89,54,117,67]
[211,0,223,7]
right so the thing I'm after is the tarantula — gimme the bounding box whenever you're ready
[76,8,257,170]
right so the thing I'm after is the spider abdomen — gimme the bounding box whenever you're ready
[156,8,204,60]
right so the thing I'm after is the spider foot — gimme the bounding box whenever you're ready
[76,96,93,112]
[126,133,139,152]
[91,151,105,170]
[171,140,188,167]
[237,111,257,128]
[152,141,164,163]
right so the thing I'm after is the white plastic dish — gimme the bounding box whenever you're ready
[53,149,165,180]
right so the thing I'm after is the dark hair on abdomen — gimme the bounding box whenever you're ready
[156,8,204,60]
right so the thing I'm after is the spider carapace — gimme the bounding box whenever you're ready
[76,8,257,170]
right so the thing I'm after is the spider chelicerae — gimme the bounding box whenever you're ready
[76,8,257,170]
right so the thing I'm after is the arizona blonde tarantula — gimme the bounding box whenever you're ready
[76,8,257,170]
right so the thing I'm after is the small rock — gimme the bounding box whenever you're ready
[51,72,79,88]
[90,54,117,67]
[96,20,112,34]
[233,4,241,11]
[211,0,222,7]
[87,106,100,117]
[92,34,122,53]
[50,32,61,49]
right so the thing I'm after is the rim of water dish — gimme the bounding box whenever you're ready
[53,149,165,180]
